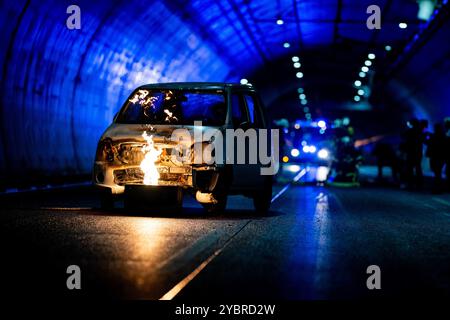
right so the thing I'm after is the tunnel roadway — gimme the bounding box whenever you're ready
[1,169,449,300]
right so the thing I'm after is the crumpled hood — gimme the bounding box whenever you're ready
[102,123,222,145]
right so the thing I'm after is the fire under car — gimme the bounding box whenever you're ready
[93,82,275,213]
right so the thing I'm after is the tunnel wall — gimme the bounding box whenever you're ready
[388,8,450,124]
[0,0,235,185]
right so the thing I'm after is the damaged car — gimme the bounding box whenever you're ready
[93,82,275,213]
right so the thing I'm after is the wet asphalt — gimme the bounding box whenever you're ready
[0,169,449,300]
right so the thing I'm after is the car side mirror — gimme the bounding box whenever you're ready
[238,121,252,130]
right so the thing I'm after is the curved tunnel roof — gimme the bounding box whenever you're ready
[0,0,449,182]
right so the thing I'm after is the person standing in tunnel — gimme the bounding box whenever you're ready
[373,141,399,184]
[401,119,424,190]
[426,123,446,194]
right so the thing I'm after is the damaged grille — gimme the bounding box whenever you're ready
[114,168,144,184]
[114,167,192,186]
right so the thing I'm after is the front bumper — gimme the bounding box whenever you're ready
[93,162,218,195]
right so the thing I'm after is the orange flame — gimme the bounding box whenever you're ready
[140,131,162,185]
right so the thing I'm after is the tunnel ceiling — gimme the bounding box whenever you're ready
[0,0,449,183]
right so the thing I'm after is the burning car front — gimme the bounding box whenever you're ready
[93,86,226,210]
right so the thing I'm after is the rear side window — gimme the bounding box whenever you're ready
[243,94,264,128]
[231,94,248,128]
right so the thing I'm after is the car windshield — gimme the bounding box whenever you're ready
[116,89,227,126]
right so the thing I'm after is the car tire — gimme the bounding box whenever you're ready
[172,187,184,213]
[253,176,273,214]
[100,189,114,210]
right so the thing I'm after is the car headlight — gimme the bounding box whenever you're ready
[318,148,329,160]
[96,138,115,162]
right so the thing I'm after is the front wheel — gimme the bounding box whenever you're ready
[100,189,114,210]
[253,176,273,214]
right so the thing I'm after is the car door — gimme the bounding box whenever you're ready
[230,91,264,189]
[242,92,265,186]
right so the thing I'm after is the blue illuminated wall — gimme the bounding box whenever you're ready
[0,0,237,182]
[1,0,450,185]
[387,7,450,123]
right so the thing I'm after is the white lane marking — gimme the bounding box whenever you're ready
[159,169,308,300]
[271,168,308,203]
[40,207,94,211]
[429,198,450,217]
[159,221,251,300]
[432,197,450,207]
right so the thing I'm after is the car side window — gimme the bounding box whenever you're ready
[231,94,248,128]
[243,94,263,128]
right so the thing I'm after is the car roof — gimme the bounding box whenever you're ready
[137,82,255,91]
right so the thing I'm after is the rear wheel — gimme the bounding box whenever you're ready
[253,176,273,214]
